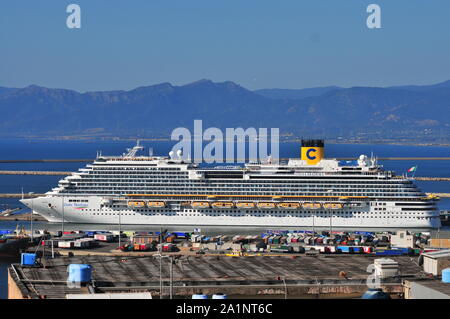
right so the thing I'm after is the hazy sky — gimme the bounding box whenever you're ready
[1,0,449,92]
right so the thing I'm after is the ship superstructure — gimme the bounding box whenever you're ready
[20,140,441,228]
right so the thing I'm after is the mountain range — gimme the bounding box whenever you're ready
[1,79,450,141]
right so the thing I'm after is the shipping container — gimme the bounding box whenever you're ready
[172,232,189,238]
[73,240,90,248]
[270,245,293,253]
[94,234,114,242]
[326,246,336,253]
[58,241,74,248]
[162,243,175,252]
[337,246,351,253]
[350,246,363,253]
[140,243,153,251]
[375,249,403,256]
[21,253,36,266]
[166,235,175,243]
[42,239,59,247]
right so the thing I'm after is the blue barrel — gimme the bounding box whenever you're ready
[21,253,36,266]
[212,294,228,299]
[338,246,350,253]
[192,294,208,299]
[361,288,390,299]
[442,268,450,283]
[67,264,92,283]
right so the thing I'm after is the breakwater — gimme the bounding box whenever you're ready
[0,171,70,176]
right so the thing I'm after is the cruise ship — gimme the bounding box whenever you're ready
[20,140,441,228]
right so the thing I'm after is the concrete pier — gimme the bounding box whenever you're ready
[0,193,45,198]
[0,170,71,176]
[427,193,450,198]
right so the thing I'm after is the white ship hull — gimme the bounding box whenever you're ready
[22,196,441,229]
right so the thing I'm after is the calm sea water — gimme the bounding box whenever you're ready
[0,139,449,298]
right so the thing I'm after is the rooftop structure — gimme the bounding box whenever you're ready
[9,255,423,299]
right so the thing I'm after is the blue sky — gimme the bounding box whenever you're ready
[1,0,449,92]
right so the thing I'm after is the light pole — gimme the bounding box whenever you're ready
[30,195,34,243]
[61,195,65,234]
[169,257,173,299]
[312,212,315,242]
[437,226,441,248]
[330,212,333,236]
[153,254,174,299]
[31,201,33,242]
[160,227,163,297]
[118,203,122,248]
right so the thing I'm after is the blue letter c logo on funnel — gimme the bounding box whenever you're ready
[306,148,317,160]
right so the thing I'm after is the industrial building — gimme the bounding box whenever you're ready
[422,250,450,276]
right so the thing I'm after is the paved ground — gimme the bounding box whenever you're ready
[10,254,424,298]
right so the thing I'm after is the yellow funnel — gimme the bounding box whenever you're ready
[301,140,324,165]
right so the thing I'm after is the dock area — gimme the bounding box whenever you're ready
[0,170,70,176]
[0,194,45,198]
[0,212,46,221]
[5,227,450,299]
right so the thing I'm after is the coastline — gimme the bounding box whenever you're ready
[0,213,46,222]
[0,136,449,147]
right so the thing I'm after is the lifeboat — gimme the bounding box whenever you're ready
[147,201,166,208]
[303,203,321,209]
[236,202,255,209]
[127,201,146,208]
[191,202,210,209]
[323,203,343,209]
[277,202,300,209]
[211,202,234,209]
[257,202,276,209]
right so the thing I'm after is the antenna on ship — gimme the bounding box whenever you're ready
[124,140,144,157]
[176,149,183,160]
[149,147,153,157]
